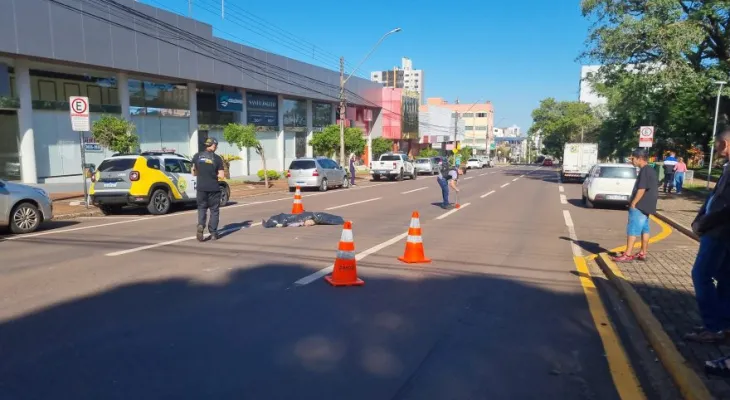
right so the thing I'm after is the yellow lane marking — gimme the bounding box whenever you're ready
[586,215,673,261]
[573,256,646,399]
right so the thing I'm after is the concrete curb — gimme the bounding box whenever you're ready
[655,212,699,242]
[595,253,712,400]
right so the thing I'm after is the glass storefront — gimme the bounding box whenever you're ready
[247,92,279,173]
[283,98,307,161]
[129,78,191,156]
[312,102,332,157]
[0,62,20,181]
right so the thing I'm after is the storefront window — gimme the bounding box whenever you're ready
[29,69,120,113]
[283,98,306,159]
[0,110,20,180]
[312,102,332,130]
[196,90,234,128]
[129,79,189,117]
[0,64,19,109]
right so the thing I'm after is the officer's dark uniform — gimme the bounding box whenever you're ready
[193,138,224,241]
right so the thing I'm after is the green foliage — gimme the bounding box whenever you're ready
[309,125,366,158]
[223,123,270,187]
[418,148,439,158]
[529,99,599,159]
[580,0,729,158]
[257,169,281,181]
[457,146,473,163]
[90,115,139,153]
[371,137,393,158]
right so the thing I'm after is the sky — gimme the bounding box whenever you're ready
[141,0,593,133]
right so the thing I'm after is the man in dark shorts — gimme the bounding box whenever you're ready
[613,149,658,262]
[192,138,225,241]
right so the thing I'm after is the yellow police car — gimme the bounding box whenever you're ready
[90,151,230,215]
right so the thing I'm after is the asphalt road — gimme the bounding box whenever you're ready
[0,165,686,399]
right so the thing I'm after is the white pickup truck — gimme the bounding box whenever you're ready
[370,153,417,181]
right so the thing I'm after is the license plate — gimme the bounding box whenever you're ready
[103,182,117,188]
[373,170,386,174]
[606,195,627,201]
[296,181,305,184]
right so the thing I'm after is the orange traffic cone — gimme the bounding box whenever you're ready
[325,221,364,286]
[398,211,431,264]
[291,186,304,214]
[455,192,461,209]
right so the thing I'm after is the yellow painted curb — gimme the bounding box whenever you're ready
[595,253,713,400]
[586,215,674,261]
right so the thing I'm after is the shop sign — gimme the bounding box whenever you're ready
[83,136,102,152]
[216,91,244,112]
[246,92,278,126]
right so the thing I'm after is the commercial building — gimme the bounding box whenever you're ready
[0,0,382,183]
[418,105,464,154]
[370,57,424,105]
[380,87,420,155]
[422,97,494,154]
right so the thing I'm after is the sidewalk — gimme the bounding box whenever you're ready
[606,192,730,397]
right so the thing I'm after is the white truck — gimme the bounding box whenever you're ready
[561,143,598,182]
[370,153,417,181]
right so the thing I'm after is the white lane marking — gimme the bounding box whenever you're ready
[479,173,487,176]
[464,177,473,180]
[481,190,496,198]
[512,178,519,182]
[435,203,471,220]
[293,232,408,286]
[3,182,397,241]
[520,174,525,178]
[106,222,263,256]
[500,183,510,188]
[325,197,381,211]
[559,186,565,193]
[401,187,427,195]
[562,210,582,257]
[560,194,568,204]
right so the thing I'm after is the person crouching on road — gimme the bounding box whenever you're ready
[436,163,462,209]
[192,138,225,241]
[612,149,658,262]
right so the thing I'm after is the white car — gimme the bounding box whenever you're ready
[466,158,482,169]
[581,163,638,208]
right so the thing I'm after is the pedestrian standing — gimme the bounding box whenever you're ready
[192,138,225,242]
[349,154,356,187]
[436,162,462,209]
[684,130,730,343]
[613,149,659,262]
[663,151,678,193]
[674,157,688,194]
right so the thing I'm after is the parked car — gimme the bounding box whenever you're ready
[286,157,349,192]
[466,158,482,169]
[581,163,638,208]
[543,159,554,167]
[432,156,445,167]
[478,156,494,168]
[414,158,438,175]
[90,151,231,215]
[370,153,416,181]
[0,179,53,234]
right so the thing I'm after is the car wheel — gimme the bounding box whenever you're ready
[581,195,587,205]
[9,202,41,234]
[373,175,381,181]
[147,188,171,215]
[411,170,417,180]
[219,185,230,207]
[319,178,328,192]
[289,186,296,193]
[397,169,404,181]
[99,205,122,215]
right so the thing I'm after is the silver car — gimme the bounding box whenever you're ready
[414,158,438,175]
[0,179,54,234]
[286,157,350,192]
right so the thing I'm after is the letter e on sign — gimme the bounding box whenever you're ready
[69,96,90,132]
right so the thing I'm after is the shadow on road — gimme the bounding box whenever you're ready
[0,220,81,241]
[559,236,611,255]
[217,220,254,239]
[0,263,627,400]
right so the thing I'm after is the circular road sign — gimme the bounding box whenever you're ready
[71,98,88,114]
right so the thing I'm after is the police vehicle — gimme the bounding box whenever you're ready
[89,151,231,215]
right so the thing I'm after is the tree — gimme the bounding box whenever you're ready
[223,123,269,188]
[90,115,139,154]
[309,124,366,159]
[418,148,439,158]
[581,0,729,156]
[371,137,393,159]
[530,98,599,159]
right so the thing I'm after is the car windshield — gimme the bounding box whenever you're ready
[598,166,637,179]
[98,158,136,172]
[289,160,316,169]
[468,159,479,162]
[380,155,401,161]
[415,159,430,163]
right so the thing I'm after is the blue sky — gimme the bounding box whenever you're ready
[142,0,592,132]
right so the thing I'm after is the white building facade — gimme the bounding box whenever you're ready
[370,57,425,104]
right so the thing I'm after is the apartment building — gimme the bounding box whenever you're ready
[422,97,494,153]
[370,57,424,104]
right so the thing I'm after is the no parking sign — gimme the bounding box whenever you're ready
[639,126,654,148]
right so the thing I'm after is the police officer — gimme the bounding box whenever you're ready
[192,138,225,241]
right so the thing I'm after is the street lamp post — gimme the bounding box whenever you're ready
[339,28,401,168]
[707,80,726,189]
